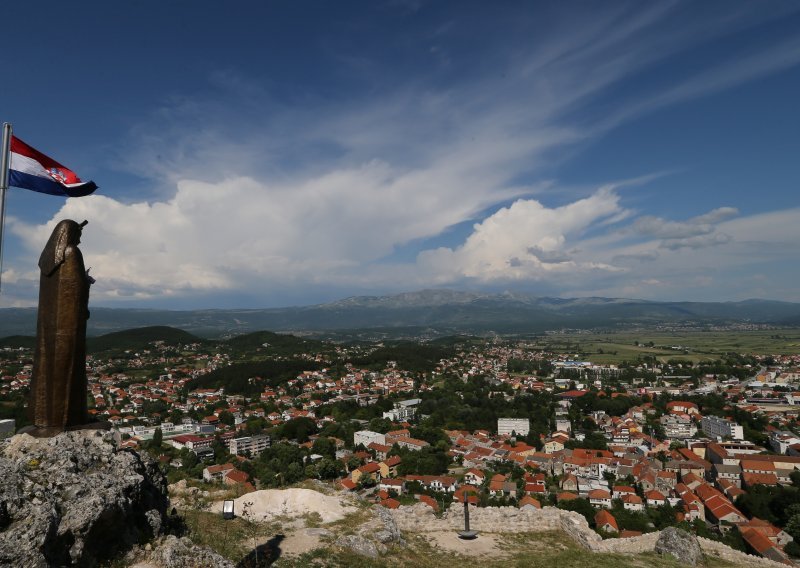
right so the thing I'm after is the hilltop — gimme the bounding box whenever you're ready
[167,483,773,568]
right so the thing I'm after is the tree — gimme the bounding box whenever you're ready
[557,498,595,526]
[786,541,800,558]
[311,437,335,459]
[785,514,800,542]
[150,427,163,450]
[218,410,235,426]
[368,417,393,433]
[316,459,340,480]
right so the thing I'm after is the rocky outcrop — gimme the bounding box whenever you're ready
[335,534,381,558]
[370,504,404,547]
[655,527,703,566]
[141,535,235,568]
[0,431,169,567]
[335,504,405,558]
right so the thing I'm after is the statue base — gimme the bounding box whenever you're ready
[18,421,112,438]
[457,530,478,540]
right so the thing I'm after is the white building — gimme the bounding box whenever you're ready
[229,434,271,456]
[354,430,386,448]
[497,418,530,437]
[770,431,800,454]
[382,398,421,422]
[660,414,697,439]
[555,418,572,433]
[701,415,744,441]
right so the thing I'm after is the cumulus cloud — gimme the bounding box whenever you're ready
[415,188,626,282]
[10,155,534,301]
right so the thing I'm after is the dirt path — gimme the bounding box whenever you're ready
[424,531,510,558]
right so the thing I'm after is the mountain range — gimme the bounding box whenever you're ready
[2,289,800,338]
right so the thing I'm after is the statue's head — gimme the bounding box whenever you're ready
[39,220,88,276]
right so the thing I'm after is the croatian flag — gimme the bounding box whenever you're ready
[9,135,98,197]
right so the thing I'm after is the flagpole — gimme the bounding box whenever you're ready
[0,122,12,294]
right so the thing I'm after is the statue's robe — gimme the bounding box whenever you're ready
[29,223,90,431]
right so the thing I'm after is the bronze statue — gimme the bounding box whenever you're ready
[27,219,92,436]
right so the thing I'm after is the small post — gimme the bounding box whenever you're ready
[457,490,478,540]
[0,122,12,294]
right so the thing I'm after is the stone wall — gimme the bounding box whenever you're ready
[390,503,788,568]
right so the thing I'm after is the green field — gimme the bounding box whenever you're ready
[532,329,800,364]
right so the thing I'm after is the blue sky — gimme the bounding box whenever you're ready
[2,1,800,308]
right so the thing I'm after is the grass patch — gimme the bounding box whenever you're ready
[324,506,375,536]
[183,510,261,562]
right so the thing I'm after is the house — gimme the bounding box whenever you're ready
[739,526,792,565]
[464,468,486,487]
[595,510,618,533]
[368,442,392,461]
[666,401,700,416]
[557,492,579,503]
[379,456,402,478]
[713,463,742,487]
[612,485,636,500]
[406,475,457,493]
[429,476,458,493]
[543,438,565,454]
[739,518,793,548]
[560,473,578,492]
[620,494,644,512]
[705,497,747,525]
[393,436,430,451]
[380,498,401,509]
[681,473,704,492]
[379,478,406,495]
[351,461,382,484]
[203,463,235,483]
[223,469,250,486]
[519,495,541,510]
[645,490,666,507]
[588,489,612,509]
[524,472,547,494]
[488,474,507,496]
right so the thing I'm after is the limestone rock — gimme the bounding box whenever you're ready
[146,535,234,568]
[335,534,381,558]
[655,527,704,566]
[369,504,404,545]
[0,431,169,567]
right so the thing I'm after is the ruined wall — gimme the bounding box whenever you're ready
[390,503,787,568]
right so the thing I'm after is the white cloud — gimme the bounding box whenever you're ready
[415,188,626,282]
[629,207,739,251]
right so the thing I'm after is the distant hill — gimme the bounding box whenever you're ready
[0,335,36,349]
[222,330,328,355]
[86,326,204,353]
[3,290,800,338]
[350,341,455,373]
